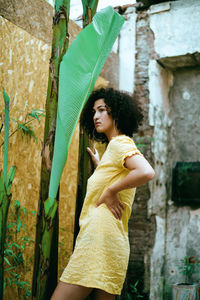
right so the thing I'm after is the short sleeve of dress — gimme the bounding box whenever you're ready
[110,135,143,169]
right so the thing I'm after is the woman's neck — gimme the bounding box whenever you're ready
[106,128,122,142]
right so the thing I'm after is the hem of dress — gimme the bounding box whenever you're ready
[59,278,121,295]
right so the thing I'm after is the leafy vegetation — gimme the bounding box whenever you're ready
[178,256,200,284]
[4,200,35,299]
[0,90,44,299]
[126,280,144,300]
[0,104,45,147]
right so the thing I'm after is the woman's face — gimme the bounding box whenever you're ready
[93,99,113,136]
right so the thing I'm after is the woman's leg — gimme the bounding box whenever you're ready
[50,282,93,300]
[93,289,115,300]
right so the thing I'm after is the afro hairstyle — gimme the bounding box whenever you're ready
[80,87,143,143]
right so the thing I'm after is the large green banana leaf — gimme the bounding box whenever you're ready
[48,6,124,200]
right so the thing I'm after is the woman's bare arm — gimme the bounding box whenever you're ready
[110,154,155,192]
[96,154,155,219]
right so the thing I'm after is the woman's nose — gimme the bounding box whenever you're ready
[93,111,99,120]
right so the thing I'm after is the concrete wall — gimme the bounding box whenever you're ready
[165,67,200,297]
[148,60,173,299]
[119,7,137,93]
[101,7,137,93]
[147,0,200,298]
[149,0,200,59]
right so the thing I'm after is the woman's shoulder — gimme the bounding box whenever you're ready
[110,135,134,145]
[107,135,142,166]
[108,135,136,153]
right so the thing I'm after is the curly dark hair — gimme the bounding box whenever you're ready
[80,87,143,143]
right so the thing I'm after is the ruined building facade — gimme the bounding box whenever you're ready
[0,0,200,299]
[120,1,200,298]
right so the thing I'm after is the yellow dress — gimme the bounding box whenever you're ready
[60,135,142,295]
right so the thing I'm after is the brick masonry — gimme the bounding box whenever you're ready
[127,10,156,297]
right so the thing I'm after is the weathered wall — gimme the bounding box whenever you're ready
[168,68,200,162]
[0,0,81,45]
[149,0,200,70]
[127,9,156,297]
[148,60,173,299]
[149,0,200,59]
[100,7,137,92]
[164,67,200,297]
[119,7,137,93]
[101,7,137,93]
[0,0,53,44]
[147,0,200,298]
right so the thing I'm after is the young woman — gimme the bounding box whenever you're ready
[51,88,155,300]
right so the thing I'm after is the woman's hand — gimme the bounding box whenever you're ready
[96,188,125,220]
[87,147,100,168]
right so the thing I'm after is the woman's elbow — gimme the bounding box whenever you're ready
[144,168,155,182]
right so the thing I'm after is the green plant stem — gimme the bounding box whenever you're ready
[0,172,11,300]
[81,0,99,27]
[32,1,70,299]
[0,91,16,300]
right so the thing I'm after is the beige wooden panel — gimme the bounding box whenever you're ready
[0,16,108,299]
[0,17,78,298]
